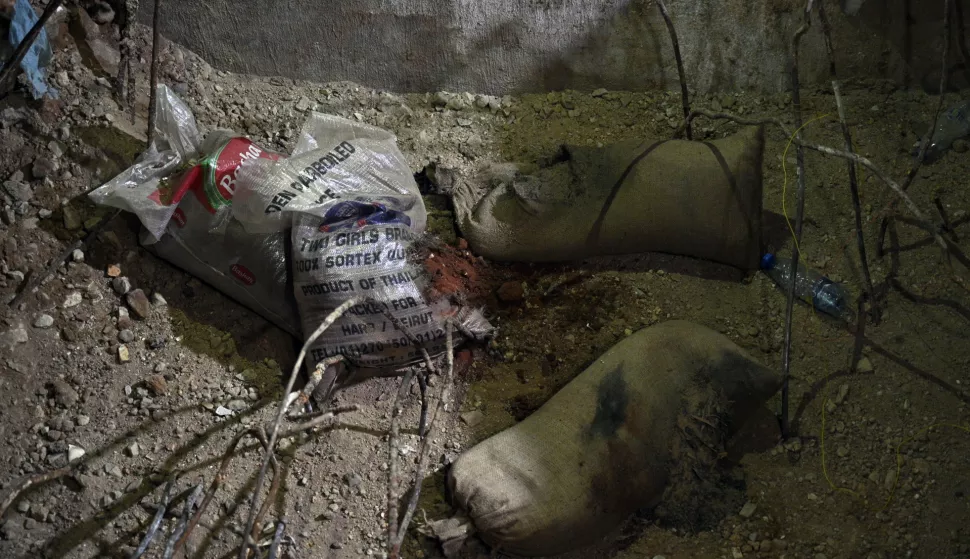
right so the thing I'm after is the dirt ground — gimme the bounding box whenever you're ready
[1,7,969,559]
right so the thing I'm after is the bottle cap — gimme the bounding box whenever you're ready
[760,253,776,270]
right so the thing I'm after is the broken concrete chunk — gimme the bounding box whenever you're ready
[3,180,32,203]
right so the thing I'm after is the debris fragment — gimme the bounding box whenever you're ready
[126,288,151,318]
[67,445,85,462]
[118,345,130,362]
[62,291,82,308]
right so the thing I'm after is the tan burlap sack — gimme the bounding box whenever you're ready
[453,126,765,270]
[440,320,781,557]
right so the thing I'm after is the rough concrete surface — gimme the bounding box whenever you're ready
[148,0,961,96]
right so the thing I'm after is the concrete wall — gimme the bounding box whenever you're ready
[149,0,961,95]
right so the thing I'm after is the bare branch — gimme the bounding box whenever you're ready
[391,323,456,556]
[654,0,692,139]
[0,465,72,521]
[147,0,163,145]
[238,298,360,559]
[130,478,176,559]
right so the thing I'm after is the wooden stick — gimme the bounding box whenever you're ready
[780,0,814,438]
[655,0,692,140]
[817,1,876,319]
[147,0,163,146]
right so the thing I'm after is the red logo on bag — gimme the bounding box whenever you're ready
[230,264,256,285]
[172,208,186,228]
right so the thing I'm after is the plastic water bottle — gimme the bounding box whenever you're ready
[915,100,970,163]
[760,253,855,322]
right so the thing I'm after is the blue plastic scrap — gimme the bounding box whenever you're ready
[2,0,58,99]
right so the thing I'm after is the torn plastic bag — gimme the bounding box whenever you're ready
[2,0,58,99]
[88,85,302,336]
[233,113,492,376]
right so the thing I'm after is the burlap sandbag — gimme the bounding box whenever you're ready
[441,320,781,557]
[452,126,765,270]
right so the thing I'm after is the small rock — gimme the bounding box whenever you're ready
[835,383,850,404]
[111,276,131,295]
[856,357,873,373]
[16,501,30,513]
[67,445,85,462]
[89,2,116,23]
[592,88,608,97]
[118,345,130,363]
[151,292,167,306]
[6,272,25,286]
[147,375,168,395]
[215,405,233,417]
[496,281,524,303]
[3,180,32,203]
[295,96,314,111]
[62,206,82,230]
[1,324,28,347]
[31,158,56,180]
[106,264,122,277]
[460,410,483,427]
[62,291,83,308]
[71,249,84,263]
[126,442,139,457]
[104,463,123,477]
[953,139,969,153]
[33,314,54,329]
[24,518,37,530]
[739,501,757,518]
[227,399,247,411]
[50,379,79,408]
[126,289,151,318]
[76,415,90,426]
[118,329,134,343]
[836,445,849,458]
[38,208,52,219]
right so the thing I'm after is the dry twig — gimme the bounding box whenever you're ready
[779,0,814,438]
[129,479,176,559]
[386,368,416,553]
[684,109,970,291]
[654,0,692,139]
[147,0,164,145]
[877,0,951,262]
[162,482,203,559]
[816,1,876,318]
[390,323,456,557]
[0,465,71,521]
[238,298,360,559]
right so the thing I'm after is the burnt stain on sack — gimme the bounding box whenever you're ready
[588,364,629,439]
